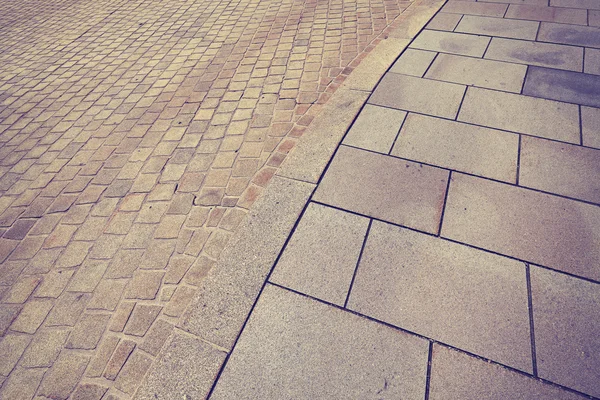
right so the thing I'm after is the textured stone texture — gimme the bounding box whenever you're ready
[390,48,437,77]
[456,15,539,40]
[343,105,407,154]
[523,66,600,108]
[410,29,491,57]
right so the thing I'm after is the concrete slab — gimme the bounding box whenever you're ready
[550,0,600,9]
[442,1,508,16]
[211,284,430,400]
[426,53,527,93]
[348,221,532,372]
[342,104,407,153]
[369,73,466,119]
[505,4,588,25]
[426,12,463,31]
[392,113,519,182]
[410,30,491,57]
[456,15,539,40]
[270,203,369,306]
[429,344,587,400]
[523,66,600,108]
[458,87,580,144]
[582,106,600,149]
[442,173,600,282]
[314,145,449,234]
[537,22,600,49]
[531,266,600,398]
[585,48,600,75]
[390,48,437,77]
[484,37,584,72]
[519,136,600,203]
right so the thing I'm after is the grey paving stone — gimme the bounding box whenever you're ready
[348,222,532,372]
[520,136,600,203]
[211,284,429,400]
[410,30,491,57]
[537,22,600,49]
[523,66,600,108]
[426,12,462,31]
[134,332,227,400]
[314,145,449,234]
[342,104,406,153]
[369,73,466,119]
[456,15,539,40]
[591,10,600,27]
[531,267,600,398]
[550,0,600,9]
[429,344,587,400]
[585,48,600,75]
[484,37,584,72]
[442,0,508,16]
[179,176,315,350]
[392,114,519,182]
[458,87,580,143]
[441,173,600,282]
[425,53,527,93]
[482,0,548,4]
[505,4,588,25]
[390,48,437,77]
[582,106,600,149]
[270,203,369,306]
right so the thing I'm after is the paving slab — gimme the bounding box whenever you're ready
[429,344,587,400]
[425,53,527,93]
[410,29,491,57]
[441,0,508,16]
[369,73,466,119]
[484,37,584,72]
[456,15,539,40]
[342,104,407,154]
[390,49,438,77]
[505,4,588,25]
[270,203,369,306]
[531,266,600,398]
[519,136,600,203]
[523,66,600,108]
[392,113,519,182]
[458,87,580,143]
[348,221,532,372]
[537,22,600,49]
[582,106,600,149]
[426,12,463,31]
[442,173,600,282]
[211,284,430,399]
[314,145,449,234]
[585,48,600,76]
[550,0,600,9]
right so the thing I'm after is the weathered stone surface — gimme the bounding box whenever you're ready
[38,351,90,399]
[523,66,600,108]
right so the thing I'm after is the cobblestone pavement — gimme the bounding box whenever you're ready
[0,0,416,398]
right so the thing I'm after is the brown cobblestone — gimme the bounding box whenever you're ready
[109,302,136,333]
[10,299,53,333]
[123,304,162,336]
[86,335,120,378]
[0,333,31,375]
[21,328,69,367]
[104,339,136,380]
[38,351,89,399]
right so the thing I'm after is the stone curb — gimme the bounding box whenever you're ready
[134,0,447,397]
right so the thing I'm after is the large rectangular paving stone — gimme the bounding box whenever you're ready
[538,22,600,49]
[582,106,600,149]
[458,87,580,143]
[520,136,600,203]
[531,267,600,398]
[485,38,583,72]
[390,48,437,77]
[505,4,588,25]
[441,173,600,282]
[426,53,527,93]
[585,48,600,76]
[392,113,519,182]
[429,345,588,400]
[523,66,600,108]
[342,104,407,153]
[369,73,466,119]
[314,145,449,234]
[442,0,508,16]
[550,0,600,9]
[211,284,429,400]
[270,203,369,306]
[426,12,462,31]
[456,15,539,40]
[347,222,533,372]
[410,30,491,57]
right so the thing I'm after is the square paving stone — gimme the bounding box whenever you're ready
[531,267,600,398]
[342,104,406,153]
[392,113,519,182]
[456,15,539,40]
[410,30,491,57]
[537,22,600,49]
[270,203,369,306]
[442,0,508,16]
[429,344,587,400]
[369,73,466,119]
[485,37,583,72]
[211,284,429,399]
[582,106,600,149]
[390,49,437,77]
[425,53,527,93]
[426,12,463,31]
[441,173,600,282]
[505,4,588,25]
[348,221,532,372]
[523,66,600,108]
[458,87,580,143]
[519,136,600,203]
[314,146,449,234]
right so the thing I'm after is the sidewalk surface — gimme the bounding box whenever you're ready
[1,0,600,399]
